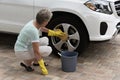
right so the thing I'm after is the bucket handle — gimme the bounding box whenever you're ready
[58,52,62,56]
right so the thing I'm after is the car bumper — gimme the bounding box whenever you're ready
[83,12,120,41]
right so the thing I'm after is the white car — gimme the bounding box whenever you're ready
[0,0,120,54]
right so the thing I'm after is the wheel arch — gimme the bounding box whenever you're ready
[46,11,90,54]
[51,11,90,41]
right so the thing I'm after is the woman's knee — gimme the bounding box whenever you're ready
[39,37,49,46]
[39,46,52,57]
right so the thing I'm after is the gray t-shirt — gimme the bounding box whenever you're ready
[14,20,42,51]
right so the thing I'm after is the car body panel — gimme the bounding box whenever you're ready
[0,0,34,33]
[0,0,120,41]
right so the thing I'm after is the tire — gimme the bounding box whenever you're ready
[47,15,89,55]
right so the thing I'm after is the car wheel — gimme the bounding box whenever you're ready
[47,15,89,55]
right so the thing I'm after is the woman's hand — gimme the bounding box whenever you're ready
[38,59,48,75]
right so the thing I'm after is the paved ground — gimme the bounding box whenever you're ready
[0,33,120,80]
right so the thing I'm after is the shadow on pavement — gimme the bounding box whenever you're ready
[0,32,18,49]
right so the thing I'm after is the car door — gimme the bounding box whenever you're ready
[0,0,34,33]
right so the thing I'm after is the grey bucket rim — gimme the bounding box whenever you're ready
[61,51,78,58]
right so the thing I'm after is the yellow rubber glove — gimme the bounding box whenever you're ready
[48,29,64,37]
[59,33,68,41]
[38,59,48,75]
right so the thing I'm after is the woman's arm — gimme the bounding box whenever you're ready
[32,42,48,75]
[40,27,49,33]
[40,27,65,37]
[32,42,42,60]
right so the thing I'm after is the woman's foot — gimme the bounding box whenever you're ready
[20,62,34,72]
[33,63,39,66]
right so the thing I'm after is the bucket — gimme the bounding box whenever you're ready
[60,51,78,72]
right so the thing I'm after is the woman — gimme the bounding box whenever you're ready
[14,8,65,75]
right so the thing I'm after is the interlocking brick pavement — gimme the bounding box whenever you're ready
[0,33,120,80]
